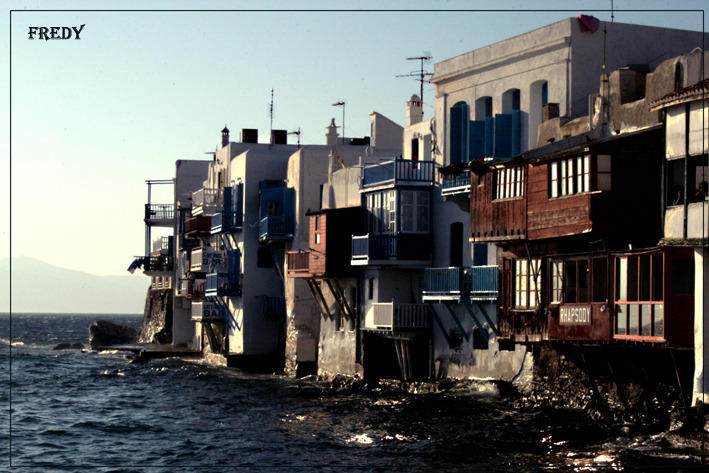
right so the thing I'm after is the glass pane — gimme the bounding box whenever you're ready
[641,304,652,336]
[551,162,558,198]
[416,205,429,233]
[578,259,589,303]
[584,155,591,192]
[629,305,639,336]
[654,305,664,338]
[627,256,638,302]
[652,254,663,301]
[560,161,567,195]
[565,260,577,303]
[577,156,583,195]
[592,257,608,302]
[617,257,627,301]
[639,255,651,301]
[551,261,563,303]
[616,304,627,335]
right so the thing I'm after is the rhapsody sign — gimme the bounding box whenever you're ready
[559,306,592,325]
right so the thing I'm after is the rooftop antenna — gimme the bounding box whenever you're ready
[268,88,275,143]
[288,128,301,150]
[611,0,614,22]
[397,53,433,115]
[332,101,345,145]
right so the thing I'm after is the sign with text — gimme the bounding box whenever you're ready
[559,306,592,325]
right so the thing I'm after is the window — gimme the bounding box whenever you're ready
[366,190,397,234]
[597,155,611,191]
[401,190,429,233]
[368,278,374,300]
[551,256,608,304]
[267,200,281,217]
[494,166,524,200]
[411,138,419,161]
[615,253,664,338]
[550,155,591,197]
[257,247,273,268]
[314,215,322,244]
[515,258,541,309]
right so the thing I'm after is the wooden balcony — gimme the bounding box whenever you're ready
[351,233,432,266]
[184,216,212,238]
[423,266,497,302]
[361,159,436,190]
[191,188,223,217]
[259,216,295,242]
[364,303,430,332]
[286,251,310,278]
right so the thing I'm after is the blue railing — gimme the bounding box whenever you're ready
[211,211,243,234]
[259,216,295,241]
[205,272,241,297]
[262,296,286,317]
[361,159,436,189]
[424,266,498,301]
[442,171,472,194]
[351,233,432,262]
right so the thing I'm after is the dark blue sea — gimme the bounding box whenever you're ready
[2,313,706,472]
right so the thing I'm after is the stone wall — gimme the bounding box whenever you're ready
[138,287,173,344]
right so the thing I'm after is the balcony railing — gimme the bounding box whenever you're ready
[286,251,310,274]
[143,256,174,273]
[423,266,498,301]
[259,216,295,241]
[205,272,241,297]
[184,216,212,236]
[351,233,432,263]
[151,236,173,254]
[368,303,430,331]
[191,247,226,273]
[211,211,243,234]
[192,188,223,216]
[262,296,286,317]
[144,204,174,221]
[361,159,436,189]
[441,171,472,196]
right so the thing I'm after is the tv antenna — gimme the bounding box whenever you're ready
[268,88,275,138]
[288,128,301,149]
[332,101,345,145]
[397,53,433,113]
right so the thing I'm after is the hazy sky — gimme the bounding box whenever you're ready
[5,1,706,277]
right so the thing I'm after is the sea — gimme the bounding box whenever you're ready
[2,312,707,472]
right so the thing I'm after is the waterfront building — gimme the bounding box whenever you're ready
[649,52,709,405]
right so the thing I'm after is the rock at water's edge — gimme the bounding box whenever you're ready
[52,342,86,350]
[89,320,138,349]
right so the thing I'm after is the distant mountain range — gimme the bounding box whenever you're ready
[1,256,150,314]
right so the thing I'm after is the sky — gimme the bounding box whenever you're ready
[5,1,707,277]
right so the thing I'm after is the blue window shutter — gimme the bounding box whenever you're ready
[450,106,463,163]
[484,117,494,158]
[469,121,485,160]
[494,114,512,159]
[511,110,521,156]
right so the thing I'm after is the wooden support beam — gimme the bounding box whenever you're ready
[443,302,471,342]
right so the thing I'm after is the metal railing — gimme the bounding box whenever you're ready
[361,159,436,189]
[351,233,432,261]
[211,211,243,234]
[262,296,286,317]
[259,216,295,241]
[424,266,498,300]
[371,303,430,330]
[205,272,241,297]
[144,204,174,220]
[442,171,472,194]
[143,256,173,273]
[152,236,172,253]
[286,251,310,273]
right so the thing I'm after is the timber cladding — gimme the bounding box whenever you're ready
[307,206,364,278]
[470,169,526,241]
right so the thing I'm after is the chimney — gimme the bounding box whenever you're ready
[242,129,258,143]
[326,118,340,147]
[221,125,230,148]
[406,94,423,126]
[271,129,287,145]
